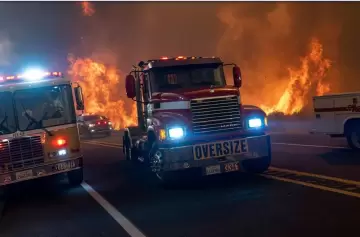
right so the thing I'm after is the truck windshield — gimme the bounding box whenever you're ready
[0,92,17,135]
[13,85,76,131]
[149,63,226,92]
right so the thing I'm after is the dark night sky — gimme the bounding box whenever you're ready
[0,2,82,73]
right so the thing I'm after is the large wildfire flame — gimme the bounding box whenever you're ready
[259,38,331,115]
[81,1,95,16]
[68,56,137,130]
[67,38,330,129]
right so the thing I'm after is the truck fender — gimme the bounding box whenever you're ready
[343,116,360,134]
[147,126,157,143]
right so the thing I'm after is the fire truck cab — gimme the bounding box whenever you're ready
[312,92,360,150]
[0,69,85,190]
[123,56,271,184]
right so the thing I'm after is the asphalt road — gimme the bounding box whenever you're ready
[1,131,360,237]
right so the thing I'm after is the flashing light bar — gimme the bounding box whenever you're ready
[0,71,63,83]
[156,56,217,62]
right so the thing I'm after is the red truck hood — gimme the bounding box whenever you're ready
[151,85,239,102]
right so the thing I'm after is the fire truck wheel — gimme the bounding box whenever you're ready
[156,171,177,188]
[68,168,84,186]
[0,186,7,201]
[242,156,271,174]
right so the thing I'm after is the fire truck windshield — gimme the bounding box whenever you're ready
[0,92,17,135]
[149,63,226,92]
[13,85,76,131]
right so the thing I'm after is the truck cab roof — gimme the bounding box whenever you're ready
[140,56,223,71]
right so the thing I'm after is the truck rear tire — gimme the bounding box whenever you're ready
[242,156,271,174]
[346,127,360,150]
[68,168,84,186]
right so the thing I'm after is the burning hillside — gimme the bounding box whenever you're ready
[68,55,137,129]
[259,38,331,115]
[81,1,95,16]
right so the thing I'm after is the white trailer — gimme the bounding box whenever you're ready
[312,92,360,150]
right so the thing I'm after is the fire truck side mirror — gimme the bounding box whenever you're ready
[125,74,136,98]
[74,86,85,111]
[232,66,242,88]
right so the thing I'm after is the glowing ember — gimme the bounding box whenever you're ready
[68,56,137,130]
[260,38,331,115]
[81,1,95,16]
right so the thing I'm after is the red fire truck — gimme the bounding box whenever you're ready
[122,56,271,184]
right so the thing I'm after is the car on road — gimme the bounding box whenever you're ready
[77,114,113,138]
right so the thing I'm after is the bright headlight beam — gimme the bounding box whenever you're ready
[248,118,262,128]
[168,127,184,139]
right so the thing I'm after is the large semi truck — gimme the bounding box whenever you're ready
[0,69,85,189]
[122,56,271,184]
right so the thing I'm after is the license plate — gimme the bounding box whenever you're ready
[224,162,240,172]
[205,165,221,176]
[55,160,76,171]
[16,170,33,180]
[193,139,249,160]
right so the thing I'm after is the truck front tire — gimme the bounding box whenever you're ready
[68,168,84,186]
[242,156,271,174]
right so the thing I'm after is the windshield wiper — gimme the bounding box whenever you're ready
[20,103,53,136]
[0,113,10,134]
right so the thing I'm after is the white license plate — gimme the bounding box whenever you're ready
[193,139,249,160]
[205,165,221,176]
[55,161,76,171]
[224,162,240,172]
[16,170,33,180]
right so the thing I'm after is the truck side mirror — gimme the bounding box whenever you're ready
[233,66,242,88]
[125,74,136,98]
[74,86,85,111]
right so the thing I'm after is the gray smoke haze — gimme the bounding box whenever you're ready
[0,2,344,115]
[75,2,360,112]
[0,32,12,66]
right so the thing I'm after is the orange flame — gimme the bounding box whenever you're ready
[260,38,331,115]
[68,56,137,130]
[81,1,95,16]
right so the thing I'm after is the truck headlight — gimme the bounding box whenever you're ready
[168,127,184,139]
[248,118,262,128]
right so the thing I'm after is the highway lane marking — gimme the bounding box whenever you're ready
[84,140,350,150]
[272,142,350,150]
[263,167,360,199]
[261,174,360,199]
[268,167,360,186]
[81,182,146,237]
[82,141,122,148]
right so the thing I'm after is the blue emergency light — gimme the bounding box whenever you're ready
[0,69,63,83]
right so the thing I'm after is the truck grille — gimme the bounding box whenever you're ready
[191,96,242,134]
[0,136,45,172]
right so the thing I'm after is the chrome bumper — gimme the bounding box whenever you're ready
[158,135,271,172]
[0,157,83,186]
